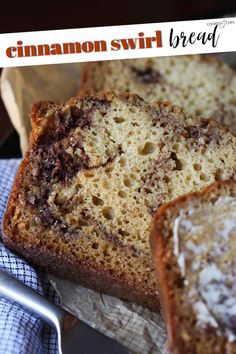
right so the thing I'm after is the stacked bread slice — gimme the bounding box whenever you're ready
[79,55,236,134]
[3,53,236,353]
[3,92,236,311]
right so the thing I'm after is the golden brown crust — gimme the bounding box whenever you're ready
[2,224,158,309]
[150,180,236,353]
[78,62,93,95]
[3,91,236,313]
[3,152,159,311]
[3,92,162,311]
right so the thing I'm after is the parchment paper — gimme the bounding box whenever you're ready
[1,52,236,354]
[50,277,168,354]
[0,63,82,153]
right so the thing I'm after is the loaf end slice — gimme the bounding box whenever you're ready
[2,92,236,310]
[151,180,236,353]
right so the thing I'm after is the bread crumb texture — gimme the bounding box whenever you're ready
[80,55,236,134]
[4,93,236,309]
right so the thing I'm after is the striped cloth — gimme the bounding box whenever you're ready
[0,159,59,354]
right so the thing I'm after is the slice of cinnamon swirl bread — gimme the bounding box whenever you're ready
[79,55,236,134]
[151,180,236,353]
[3,92,236,310]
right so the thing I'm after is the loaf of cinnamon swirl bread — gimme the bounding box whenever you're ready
[3,92,236,310]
